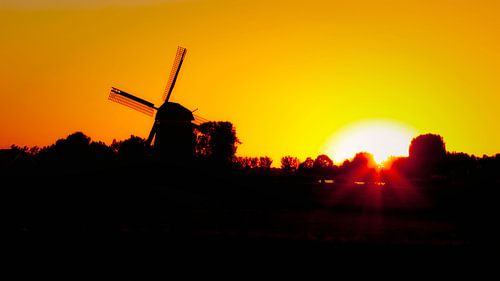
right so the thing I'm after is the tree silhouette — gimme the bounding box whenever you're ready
[197,121,240,166]
[313,154,334,170]
[281,156,299,171]
[5,145,37,169]
[236,157,259,169]
[350,152,377,169]
[409,134,446,162]
[444,152,476,178]
[248,157,259,168]
[59,132,91,161]
[111,135,149,163]
[37,132,92,167]
[259,156,273,169]
[234,156,272,169]
[89,141,115,167]
[479,153,500,180]
[195,131,210,158]
[234,156,248,168]
[340,152,377,182]
[409,133,446,177]
[299,157,314,171]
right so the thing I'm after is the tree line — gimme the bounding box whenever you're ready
[1,124,499,182]
[276,134,499,183]
[1,121,239,170]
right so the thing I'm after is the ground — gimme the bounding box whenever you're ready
[6,164,499,260]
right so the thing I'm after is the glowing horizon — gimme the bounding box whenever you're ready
[322,119,418,164]
[1,0,499,163]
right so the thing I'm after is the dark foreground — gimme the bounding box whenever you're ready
[6,164,500,261]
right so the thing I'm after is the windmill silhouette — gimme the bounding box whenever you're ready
[108,46,208,161]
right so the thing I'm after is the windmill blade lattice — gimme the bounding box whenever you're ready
[108,87,156,117]
[193,114,209,126]
[163,46,187,102]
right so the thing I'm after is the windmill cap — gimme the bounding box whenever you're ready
[157,102,194,121]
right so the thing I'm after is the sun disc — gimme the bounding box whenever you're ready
[322,120,417,164]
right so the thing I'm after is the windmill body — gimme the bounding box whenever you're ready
[152,102,195,161]
[109,46,201,162]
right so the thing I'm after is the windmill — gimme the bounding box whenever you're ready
[108,46,208,161]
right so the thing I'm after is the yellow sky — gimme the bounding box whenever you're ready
[1,0,499,162]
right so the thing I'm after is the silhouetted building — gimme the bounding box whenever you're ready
[154,102,196,162]
[107,46,203,164]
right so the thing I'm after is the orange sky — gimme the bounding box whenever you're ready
[1,0,499,163]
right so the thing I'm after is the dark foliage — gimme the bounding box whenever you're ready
[408,133,446,177]
[234,156,259,169]
[298,157,314,171]
[196,121,240,166]
[313,154,334,170]
[339,152,377,182]
[2,132,498,184]
[409,133,446,161]
[37,132,93,168]
[111,135,150,163]
[3,131,500,254]
[259,156,273,169]
[280,156,300,171]
[234,156,273,169]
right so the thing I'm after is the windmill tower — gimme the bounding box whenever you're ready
[108,46,207,162]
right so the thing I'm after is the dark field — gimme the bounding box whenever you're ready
[6,164,499,260]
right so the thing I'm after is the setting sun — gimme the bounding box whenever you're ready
[323,120,418,164]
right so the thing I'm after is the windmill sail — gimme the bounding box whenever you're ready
[193,114,209,126]
[162,46,187,102]
[107,46,198,151]
[108,87,156,116]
